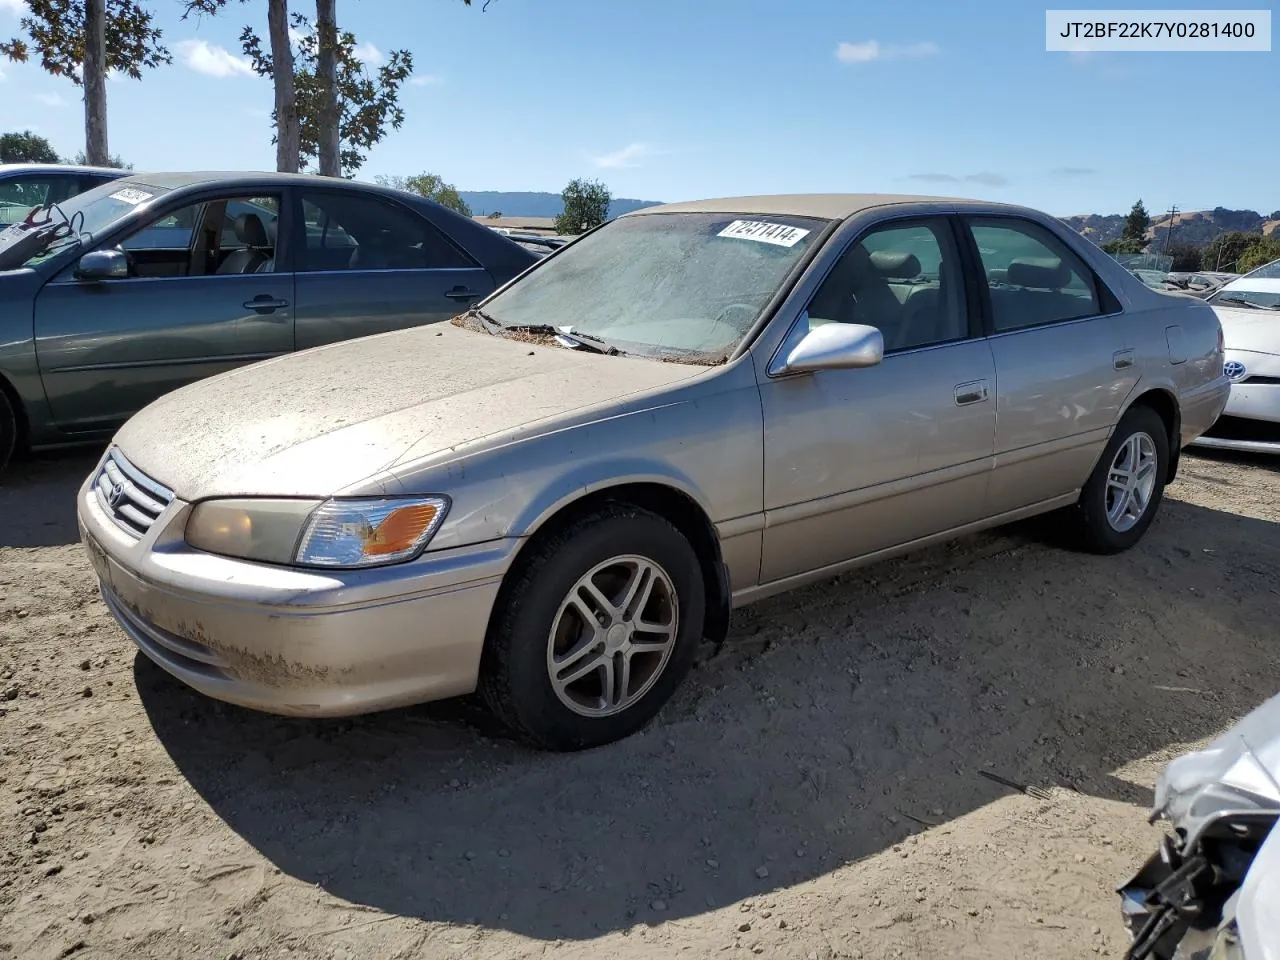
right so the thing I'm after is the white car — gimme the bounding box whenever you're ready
[1119,691,1280,959]
[1192,257,1280,453]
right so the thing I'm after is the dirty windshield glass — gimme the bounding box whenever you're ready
[480,212,827,358]
[0,180,170,269]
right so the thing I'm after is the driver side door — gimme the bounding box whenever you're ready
[34,189,295,433]
[757,216,998,584]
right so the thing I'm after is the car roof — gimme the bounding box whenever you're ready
[627,193,1027,221]
[0,163,126,177]
[112,170,395,190]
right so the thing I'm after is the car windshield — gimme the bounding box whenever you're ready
[0,180,170,269]
[479,211,827,359]
[1208,258,1280,310]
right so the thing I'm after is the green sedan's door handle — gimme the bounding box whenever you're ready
[244,295,291,315]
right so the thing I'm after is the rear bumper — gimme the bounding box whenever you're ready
[1179,374,1232,446]
[77,472,519,717]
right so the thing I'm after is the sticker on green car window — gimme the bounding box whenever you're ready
[109,188,153,205]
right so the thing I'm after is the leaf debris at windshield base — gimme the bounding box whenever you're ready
[449,311,726,364]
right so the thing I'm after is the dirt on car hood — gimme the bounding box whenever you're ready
[113,323,706,500]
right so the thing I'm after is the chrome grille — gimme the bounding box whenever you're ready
[93,448,174,537]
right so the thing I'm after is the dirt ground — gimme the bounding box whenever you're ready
[2,448,1278,960]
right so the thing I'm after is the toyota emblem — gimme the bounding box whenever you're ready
[1223,360,1247,381]
[106,481,127,509]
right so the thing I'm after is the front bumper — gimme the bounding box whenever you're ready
[1190,351,1280,454]
[77,467,519,717]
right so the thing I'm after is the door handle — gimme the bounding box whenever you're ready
[1113,348,1135,370]
[954,380,989,406]
[444,286,479,301]
[243,295,290,314]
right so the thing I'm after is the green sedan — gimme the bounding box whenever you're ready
[0,171,540,472]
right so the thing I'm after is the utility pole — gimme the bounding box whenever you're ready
[1161,205,1179,256]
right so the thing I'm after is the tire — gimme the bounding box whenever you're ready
[0,390,16,476]
[1070,405,1170,555]
[479,505,706,751]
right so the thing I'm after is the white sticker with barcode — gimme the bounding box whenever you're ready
[717,219,810,248]
[109,187,153,205]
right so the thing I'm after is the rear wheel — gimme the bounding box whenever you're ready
[1070,405,1170,554]
[0,390,16,476]
[479,505,705,750]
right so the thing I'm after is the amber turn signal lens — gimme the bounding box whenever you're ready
[362,503,441,556]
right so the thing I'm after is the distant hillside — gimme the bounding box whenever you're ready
[1063,207,1280,248]
[459,191,663,219]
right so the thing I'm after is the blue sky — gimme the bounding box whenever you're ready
[1,0,1276,215]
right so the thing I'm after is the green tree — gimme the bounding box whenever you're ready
[1101,238,1146,256]
[555,177,611,234]
[1237,236,1280,273]
[187,0,488,175]
[1166,243,1203,272]
[374,173,471,216]
[0,130,61,163]
[69,149,132,169]
[240,13,411,176]
[1,0,171,164]
[1121,199,1150,245]
[1202,231,1263,272]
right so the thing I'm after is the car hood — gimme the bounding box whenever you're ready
[113,324,707,501]
[1213,305,1280,356]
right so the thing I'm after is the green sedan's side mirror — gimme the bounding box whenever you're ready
[775,320,885,375]
[75,247,128,281]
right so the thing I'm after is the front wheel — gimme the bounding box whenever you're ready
[479,505,706,750]
[1070,405,1170,554]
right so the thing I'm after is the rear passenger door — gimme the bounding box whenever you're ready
[292,189,495,351]
[960,216,1137,515]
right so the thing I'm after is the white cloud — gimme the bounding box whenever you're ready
[176,38,255,78]
[835,40,940,64]
[32,91,67,107]
[288,25,308,47]
[0,0,27,15]
[353,41,383,66]
[592,141,656,169]
[409,73,442,86]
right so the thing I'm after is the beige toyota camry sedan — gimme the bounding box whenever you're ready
[77,194,1230,750]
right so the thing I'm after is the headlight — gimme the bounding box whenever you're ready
[185,496,450,569]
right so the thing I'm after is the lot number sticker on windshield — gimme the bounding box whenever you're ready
[717,219,810,248]
[108,188,153,205]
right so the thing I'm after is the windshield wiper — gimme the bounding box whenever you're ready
[466,309,623,355]
[1216,295,1279,310]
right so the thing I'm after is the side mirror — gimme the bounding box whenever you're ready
[776,320,884,374]
[75,247,128,281]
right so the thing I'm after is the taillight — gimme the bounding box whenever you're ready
[1217,325,1225,354]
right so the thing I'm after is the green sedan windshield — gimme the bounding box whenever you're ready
[481,212,827,359]
[0,180,170,269]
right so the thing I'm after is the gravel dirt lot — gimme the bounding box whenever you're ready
[2,448,1278,960]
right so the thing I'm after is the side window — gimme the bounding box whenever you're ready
[966,218,1101,332]
[0,177,56,224]
[806,218,968,353]
[298,192,475,273]
[117,195,280,277]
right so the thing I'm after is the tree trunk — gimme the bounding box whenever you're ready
[83,0,109,166]
[315,0,340,177]
[267,0,299,172]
